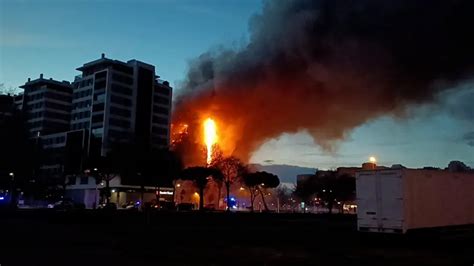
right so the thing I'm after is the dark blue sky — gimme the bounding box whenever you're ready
[1,0,472,169]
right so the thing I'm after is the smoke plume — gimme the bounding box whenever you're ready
[173,0,474,162]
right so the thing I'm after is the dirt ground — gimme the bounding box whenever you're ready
[0,210,473,266]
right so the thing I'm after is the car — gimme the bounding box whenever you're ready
[121,201,140,210]
[98,202,117,210]
[157,201,176,211]
[48,200,77,210]
[176,203,195,211]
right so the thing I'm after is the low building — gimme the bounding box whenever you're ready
[65,175,174,209]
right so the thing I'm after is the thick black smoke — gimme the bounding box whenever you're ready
[173,0,474,161]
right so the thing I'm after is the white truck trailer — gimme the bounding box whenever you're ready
[356,168,474,233]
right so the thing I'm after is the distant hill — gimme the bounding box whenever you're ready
[250,164,317,185]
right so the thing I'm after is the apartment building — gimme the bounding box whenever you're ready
[73,53,172,157]
[19,74,73,137]
[14,55,172,180]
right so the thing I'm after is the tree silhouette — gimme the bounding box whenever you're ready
[211,156,246,211]
[293,174,317,207]
[294,171,355,214]
[241,172,260,212]
[100,141,184,207]
[275,186,291,212]
[333,174,356,213]
[242,171,279,212]
[0,101,38,207]
[87,155,118,204]
[179,166,223,210]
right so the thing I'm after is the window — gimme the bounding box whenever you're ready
[95,71,107,79]
[92,103,104,112]
[44,111,70,121]
[72,100,91,109]
[94,93,106,102]
[153,105,169,115]
[155,86,170,96]
[112,64,133,75]
[75,111,90,119]
[112,73,133,85]
[28,111,43,119]
[45,92,72,102]
[92,127,103,136]
[109,106,131,117]
[111,94,132,106]
[152,115,168,125]
[78,78,93,88]
[108,129,130,140]
[94,80,106,90]
[152,136,168,146]
[152,126,168,135]
[111,83,132,95]
[91,114,104,123]
[153,95,169,105]
[45,101,71,111]
[73,89,92,99]
[109,118,130,128]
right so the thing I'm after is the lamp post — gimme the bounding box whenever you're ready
[9,172,15,206]
[93,168,100,208]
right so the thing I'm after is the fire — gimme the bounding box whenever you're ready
[204,118,217,165]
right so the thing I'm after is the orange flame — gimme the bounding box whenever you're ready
[203,118,217,165]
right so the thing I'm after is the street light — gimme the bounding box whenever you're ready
[8,172,15,206]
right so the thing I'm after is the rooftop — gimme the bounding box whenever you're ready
[19,74,72,90]
[76,53,153,72]
[76,53,128,72]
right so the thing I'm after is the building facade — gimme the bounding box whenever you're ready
[72,54,172,157]
[0,94,15,122]
[14,54,173,182]
[19,74,73,137]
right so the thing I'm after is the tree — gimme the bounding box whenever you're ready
[179,166,223,210]
[241,172,261,212]
[293,175,317,206]
[257,171,279,211]
[447,161,471,172]
[333,174,356,213]
[211,156,247,211]
[275,185,291,212]
[293,171,355,214]
[242,171,280,212]
[102,141,184,208]
[86,152,121,204]
[0,101,39,207]
[317,172,337,214]
[315,171,355,214]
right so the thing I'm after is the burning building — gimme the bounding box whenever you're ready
[172,0,474,163]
